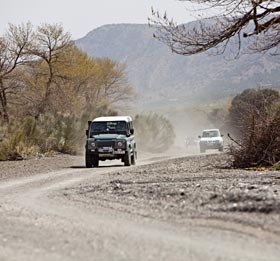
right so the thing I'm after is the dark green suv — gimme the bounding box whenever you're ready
[85,116,137,167]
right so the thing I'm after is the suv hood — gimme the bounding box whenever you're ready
[92,134,126,140]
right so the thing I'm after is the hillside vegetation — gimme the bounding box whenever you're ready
[0,23,133,160]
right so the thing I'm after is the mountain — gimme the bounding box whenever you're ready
[75,23,280,106]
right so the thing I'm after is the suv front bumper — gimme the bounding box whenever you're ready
[87,148,126,159]
[200,141,223,149]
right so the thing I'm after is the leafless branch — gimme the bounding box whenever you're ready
[150,0,280,55]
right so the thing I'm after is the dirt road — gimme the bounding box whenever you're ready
[0,153,279,260]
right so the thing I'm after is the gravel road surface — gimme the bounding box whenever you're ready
[0,152,279,260]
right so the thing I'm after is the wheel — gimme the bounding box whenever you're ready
[92,155,99,167]
[124,152,131,166]
[131,151,136,165]
[85,153,92,168]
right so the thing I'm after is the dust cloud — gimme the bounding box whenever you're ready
[167,107,209,154]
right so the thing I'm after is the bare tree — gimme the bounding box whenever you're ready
[95,58,134,105]
[28,23,72,117]
[0,23,33,122]
[149,0,280,55]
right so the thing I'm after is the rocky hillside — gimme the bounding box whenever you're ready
[75,23,280,106]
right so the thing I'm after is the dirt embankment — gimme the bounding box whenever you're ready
[62,153,280,232]
[0,154,83,180]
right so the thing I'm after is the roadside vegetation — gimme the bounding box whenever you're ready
[227,88,280,168]
[134,113,175,152]
[207,88,280,168]
[0,23,133,160]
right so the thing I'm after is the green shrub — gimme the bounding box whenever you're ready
[0,114,82,160]
[0,105,119,161]
[0,117,40,160]
[134,113,175,153]
[36,113,83,154]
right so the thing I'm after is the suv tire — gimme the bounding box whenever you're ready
[85,153,92,168]
[124,152,131,166]
[92,155,99,167]
[131,151,136,165]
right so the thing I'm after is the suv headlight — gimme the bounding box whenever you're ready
[116,141,125,148]
[90,142,96,148]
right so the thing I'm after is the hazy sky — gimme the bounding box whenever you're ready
[1,0,207,39]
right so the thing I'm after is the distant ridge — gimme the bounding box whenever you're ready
[76,23,280,105]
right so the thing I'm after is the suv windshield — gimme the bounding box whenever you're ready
[90,121,127,136]
[202,130,219,138]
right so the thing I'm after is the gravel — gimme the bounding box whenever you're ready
[1,152,280,232]
[64,153,280,232]
[0,153,84,180]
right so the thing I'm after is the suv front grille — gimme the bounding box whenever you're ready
[97,140,115,148]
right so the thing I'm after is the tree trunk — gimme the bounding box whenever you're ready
[0,78,9,123]
[35,67,53,119]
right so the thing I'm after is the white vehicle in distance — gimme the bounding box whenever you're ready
[198,129,224,153]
